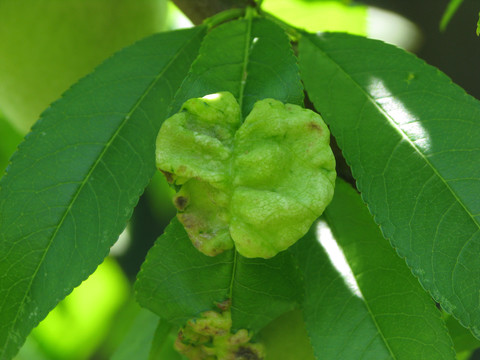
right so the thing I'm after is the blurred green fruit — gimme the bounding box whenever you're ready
[0,0,167,133]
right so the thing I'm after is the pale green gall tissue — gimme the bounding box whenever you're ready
[156,92,336,258]
[174,305,265,360]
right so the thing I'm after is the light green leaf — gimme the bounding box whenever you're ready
[111,308,160,360]
[323,179,455,359]
[263,0,368,35]
[258,310,315,360]
[440,0,464,31]
[111,307,185,360]
[149,319,186,360]
[300,32,480,338]
[171,17,304,117]
[477,12,480,36]
[135,218,301,334]
[0,26,206,360]
[0,112,22,175]
[155,92,335,259]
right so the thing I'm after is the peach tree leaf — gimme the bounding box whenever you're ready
[0,26,206,360]
[300,31,480,339]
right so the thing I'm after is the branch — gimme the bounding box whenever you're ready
[172,0,253,25]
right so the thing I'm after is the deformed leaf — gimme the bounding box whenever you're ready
[156,92,336,258]
[173,307,265,359]
[0,26,206,360]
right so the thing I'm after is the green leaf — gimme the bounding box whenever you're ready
[300,32,480,338]
[445,314,480,357]
[258,310,315,360]
[148,319,186,360]
[171,17,304,117]
[0,26,206,360]
[440,0,464,31]
[323,179,455,359]
[291,227,392,359]
[111,307,186,360]
[111,308,160,360]
[476,12,480,36]
[135,218,301,334]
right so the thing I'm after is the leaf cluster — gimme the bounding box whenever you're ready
[0,2,480,359]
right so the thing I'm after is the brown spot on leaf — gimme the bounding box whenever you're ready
[216,299,232,312]
[174,196,189,210]
[160,170,174,183]
[235,347,261,360]
[308,121,323,133]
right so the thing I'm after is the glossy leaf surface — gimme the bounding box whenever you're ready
[300,32,480,338]
[291,227,392,359]
[323,179,455,359]
[0,26,206,360]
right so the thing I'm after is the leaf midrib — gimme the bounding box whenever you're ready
[238,17,254,113]
[304,34,480,231]
[0,27,204,357]
[303,33,473,359]
[323,210,398,360]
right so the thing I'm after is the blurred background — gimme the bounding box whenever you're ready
[1,0,479,358]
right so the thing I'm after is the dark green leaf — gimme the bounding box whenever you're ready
[171,17,304,117]
[323,179,455,359]
[445,314,480,357]
[440,0,464,31]
[0,26,206,360]
[291,227,392,359]
[135,218,301,333]
[300,32,480,338]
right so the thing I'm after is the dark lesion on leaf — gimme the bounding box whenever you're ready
[235,347,262,360]
[216,298,232,312]
[308,121,322,133]
[174,195,189,210]
[160,169,175,183]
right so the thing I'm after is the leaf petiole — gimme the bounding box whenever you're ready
[203,8,246,28]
